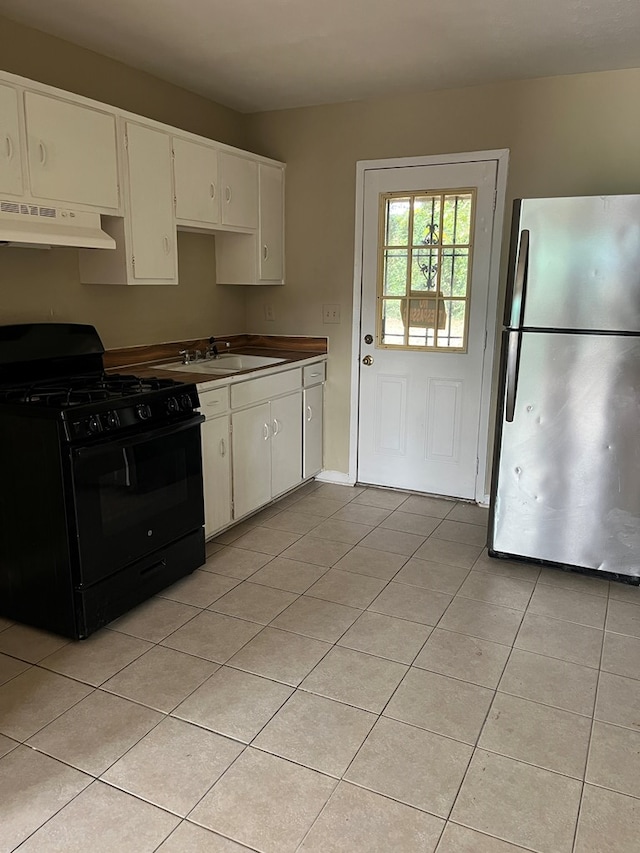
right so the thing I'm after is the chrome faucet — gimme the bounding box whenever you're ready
[207,337,231,359]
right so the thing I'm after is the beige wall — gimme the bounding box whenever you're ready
[0,16,249,349]
[245,68,640,478]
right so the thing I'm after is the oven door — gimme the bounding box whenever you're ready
[69,415,205,586]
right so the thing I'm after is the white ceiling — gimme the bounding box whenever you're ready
[1,0,639,112]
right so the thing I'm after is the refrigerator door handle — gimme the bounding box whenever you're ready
[509,229,530,329]
[505,330,522,423]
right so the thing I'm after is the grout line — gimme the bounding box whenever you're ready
[571,583,609,853]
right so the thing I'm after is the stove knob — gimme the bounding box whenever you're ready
[136,403,152,421]
[180,394,193,411]
[87,415,100,434]
[166,396,179,414]
[105,411,120,429]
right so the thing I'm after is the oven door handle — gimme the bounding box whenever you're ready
[71,414,205,456]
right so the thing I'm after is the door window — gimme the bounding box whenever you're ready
[378,189,475,351]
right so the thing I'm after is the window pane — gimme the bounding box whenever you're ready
[442,194,472,245]
[407,297,446,333]
[381,299,405,346]
[383,250,408,296]
[440,249,469,297]
[385,198,410,246]
[435,299,466,348]
[411,247,439,292]
[412,196,441,247]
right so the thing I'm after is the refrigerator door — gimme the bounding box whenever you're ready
[490,331,640,577]
[513,195,640,332]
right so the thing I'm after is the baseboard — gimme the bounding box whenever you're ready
[315,470,356,486]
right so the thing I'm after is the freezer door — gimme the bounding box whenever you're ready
[490,332,640,577]
[513,195,640,332]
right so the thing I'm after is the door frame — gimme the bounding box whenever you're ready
[347,150,509,503]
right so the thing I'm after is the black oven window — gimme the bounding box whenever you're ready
[97,443,189,535]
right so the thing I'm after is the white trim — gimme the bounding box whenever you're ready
[348,149,510,500]
[315,469,356,485]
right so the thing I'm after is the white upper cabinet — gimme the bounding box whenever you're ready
[173,136,219,226]
[215,163,286,285]
[24,92,119,210]
[219,152,258,229]
[126,122,177,282]
[0,84,23,197]
[259,163,284,281]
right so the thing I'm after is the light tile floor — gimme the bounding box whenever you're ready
[1,481,640,851]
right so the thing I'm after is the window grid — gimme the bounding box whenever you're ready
[376,188,476,352]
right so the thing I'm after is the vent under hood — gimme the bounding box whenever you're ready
[0,201,116,249]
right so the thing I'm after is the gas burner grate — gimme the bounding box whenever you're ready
[0,372,184,408]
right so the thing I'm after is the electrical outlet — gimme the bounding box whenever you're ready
[323,304,341,324]
[264,304,275,322]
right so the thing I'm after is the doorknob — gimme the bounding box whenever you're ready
[362,355,374,366]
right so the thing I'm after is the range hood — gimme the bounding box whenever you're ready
[0,200,116,250]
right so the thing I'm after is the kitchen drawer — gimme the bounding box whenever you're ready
[199,386,230,418]
[231,368,301,409]
[303,361,326,387]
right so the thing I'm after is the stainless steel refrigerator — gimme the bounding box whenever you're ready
[489,194,640,581]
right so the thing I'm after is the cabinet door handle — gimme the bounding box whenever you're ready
[263,422,270,440]
[5,135,13,161]
[38,141,47,166]
[225,186,232,204]
[219,438,226,457]
[263,245,269,261]
[163,236,170,254]
[272,418,281,436]
[210,182,216,199]
[306,405,313,422]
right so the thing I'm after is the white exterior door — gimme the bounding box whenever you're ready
[357,159,498,500]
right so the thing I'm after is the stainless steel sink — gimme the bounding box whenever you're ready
[159,353,286,375]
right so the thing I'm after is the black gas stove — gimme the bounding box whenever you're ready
[0,323,205,639]
[0,371,200,441]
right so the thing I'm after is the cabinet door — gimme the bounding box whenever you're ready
[303,385,323,479]
[219,152,258,229]
[173,137,219,225]
[232,402,271,519]
[259,164,284,281]
[0,84,23,196]
[126,122,177,282]
[271,392,302,497]
[201,414,232,538]
[25,92,119,209]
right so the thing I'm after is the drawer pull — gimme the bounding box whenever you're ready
[206,399,221,407]
[310,372,321,377]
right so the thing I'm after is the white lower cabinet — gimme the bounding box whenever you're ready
[303,383,323,479]
[231,401,273,520]
[199,360,325,538]
[232,391,302,520]
[271,392,303,497]
[201,414,232,538]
